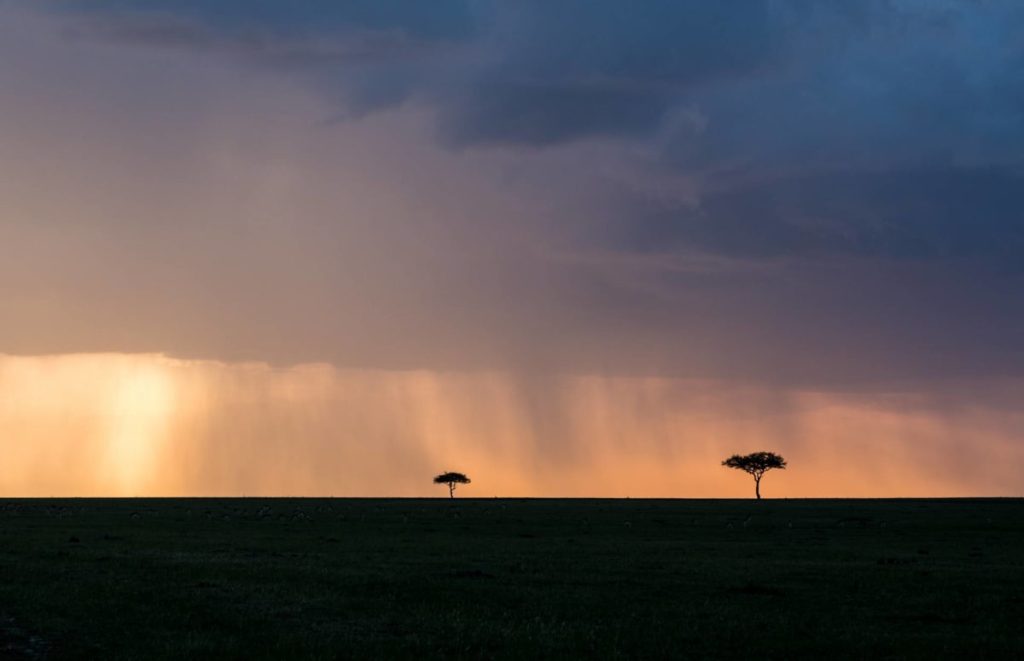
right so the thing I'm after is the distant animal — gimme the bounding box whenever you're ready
[433,471,471,499]
[721,451,787,499]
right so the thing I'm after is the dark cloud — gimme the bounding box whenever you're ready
[5,0,1024,386]
[488,1,783,84]
[439,82,673,147]
[50,1,890,145]
[434,1,783,146]
[617,168,1024,262]
[50,1,1024,156]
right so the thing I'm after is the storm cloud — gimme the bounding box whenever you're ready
[1,0,1018,385]
[1,2,1023,495]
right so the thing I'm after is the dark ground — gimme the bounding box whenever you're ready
[0,498,1022,659]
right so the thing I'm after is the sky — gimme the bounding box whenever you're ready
[1,1,1023,496]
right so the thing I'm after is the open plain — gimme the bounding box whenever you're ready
[1,498,1022,659]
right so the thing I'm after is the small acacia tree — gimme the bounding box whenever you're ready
[433,471,471,499]
[722,451,787,499]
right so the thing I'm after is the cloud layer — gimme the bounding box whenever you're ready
[2,2,1023,494]
[1,2,1021,385]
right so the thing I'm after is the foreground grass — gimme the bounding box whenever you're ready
[0,498,1021,659]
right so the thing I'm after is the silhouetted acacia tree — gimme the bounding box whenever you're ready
[722,452,787,499]
[434,471,471,499]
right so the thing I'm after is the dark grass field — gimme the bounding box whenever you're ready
[1,499,1022,659]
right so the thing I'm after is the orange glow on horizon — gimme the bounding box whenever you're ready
[1,353,1022,498]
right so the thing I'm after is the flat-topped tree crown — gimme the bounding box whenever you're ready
[722,451,787,499]
[434,471,471,498]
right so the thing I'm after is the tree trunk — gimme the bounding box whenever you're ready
[449,483,455,499]
[755,477,761,500]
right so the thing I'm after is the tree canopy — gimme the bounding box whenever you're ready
[434,471,471,498]
[721,452,787,499]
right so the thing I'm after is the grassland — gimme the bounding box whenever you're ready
[0,498,1022,659]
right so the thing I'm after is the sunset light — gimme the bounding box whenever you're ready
[3,353,1021,497]
[2,2,1023,656]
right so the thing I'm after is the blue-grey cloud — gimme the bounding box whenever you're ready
[435,1,786,146]
[50,1,887,142]
[51,1,1024,157]
[6,0,1024,386]
[439,82,673,147]
[615,168,1024,262]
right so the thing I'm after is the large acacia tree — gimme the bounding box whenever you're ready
[722,452,787,499]
[433,471,471,499]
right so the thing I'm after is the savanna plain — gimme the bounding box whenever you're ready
[1,498,1022,659]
